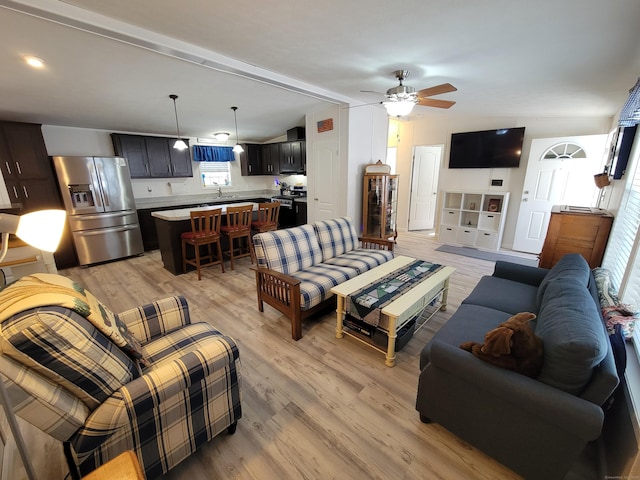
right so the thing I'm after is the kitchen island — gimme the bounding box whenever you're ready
[151,202,258,275]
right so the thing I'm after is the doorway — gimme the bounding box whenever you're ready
[512,134,608,253]
[408,145,442,231]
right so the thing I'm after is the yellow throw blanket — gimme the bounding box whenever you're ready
[0,273,148,367]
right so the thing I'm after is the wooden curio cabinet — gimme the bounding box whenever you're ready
[362,161,398,240]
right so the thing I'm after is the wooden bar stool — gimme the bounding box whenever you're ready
[221,204,255,270]
[251,201,280,234]
[181,208,225,280]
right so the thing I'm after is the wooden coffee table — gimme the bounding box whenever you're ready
[331,255,455,367]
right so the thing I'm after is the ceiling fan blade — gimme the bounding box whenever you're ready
[417,98,456,109]
[417,83,457,98]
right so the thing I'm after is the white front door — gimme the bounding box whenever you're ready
[512,134,608,253]
[408,145,442,230]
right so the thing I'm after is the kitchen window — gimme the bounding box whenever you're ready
[200,161,231,188]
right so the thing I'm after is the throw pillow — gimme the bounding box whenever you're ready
[602,303,638,340]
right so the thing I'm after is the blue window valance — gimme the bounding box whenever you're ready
[192,145,235,162]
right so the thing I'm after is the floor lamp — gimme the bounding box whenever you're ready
[0,209,66,480]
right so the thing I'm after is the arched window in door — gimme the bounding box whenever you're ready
[542,142,586,160]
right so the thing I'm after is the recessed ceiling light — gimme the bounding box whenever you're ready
[24,56,45,68]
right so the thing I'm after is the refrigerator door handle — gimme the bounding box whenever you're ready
[95,163,110,207]
[75,225,138,236]
[73,210,136,222]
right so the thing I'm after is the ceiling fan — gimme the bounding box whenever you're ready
[369,70,457,116]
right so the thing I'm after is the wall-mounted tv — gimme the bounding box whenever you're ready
[448,127,525,168]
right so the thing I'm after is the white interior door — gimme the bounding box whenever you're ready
[409,145,442,230]
[512,134,607,253]
[311,141,339,222]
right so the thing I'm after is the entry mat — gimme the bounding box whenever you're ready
[435,244,538,267]
[347,260,443,327]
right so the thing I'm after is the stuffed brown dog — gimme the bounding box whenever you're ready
[460,312,543,378]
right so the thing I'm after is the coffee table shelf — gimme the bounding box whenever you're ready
[331,256,455,367]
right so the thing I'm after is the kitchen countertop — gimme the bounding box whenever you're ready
[151,202,258,221]
[135,190,274,210]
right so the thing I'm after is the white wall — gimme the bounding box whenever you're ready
[395,115,614,248]
[346,106,389,228]
[41,125,277,201]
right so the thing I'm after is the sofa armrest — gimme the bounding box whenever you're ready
[359,237,394,252]
[493,261,549,287]
[117,296,191,343]
[427,340,604,438]
[73,330,240,452]
[251,265,304,339]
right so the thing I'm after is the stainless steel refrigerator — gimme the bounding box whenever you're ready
[52,156,144,266]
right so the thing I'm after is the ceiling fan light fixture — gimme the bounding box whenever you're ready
[383,100,416,117]
[169,94,188,150]
[231,106,244,153]
[213,132,230,142]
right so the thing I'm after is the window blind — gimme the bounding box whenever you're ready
[601,133,640,353]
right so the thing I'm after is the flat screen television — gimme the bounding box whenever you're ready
[448,127,525,168]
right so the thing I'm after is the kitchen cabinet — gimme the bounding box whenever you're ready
[0,120,77,268]
[111,133,192,178]
[539,205,613,269]
[239,143,263,176]
[362,161,398,241]
[240,140,306,176]
[279,141,305,174]
[261,143,280,174]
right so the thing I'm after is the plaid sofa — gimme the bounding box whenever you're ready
[0,278,241,479]
[252,216,394,339]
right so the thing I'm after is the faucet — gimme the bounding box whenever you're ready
[218,186,222,198]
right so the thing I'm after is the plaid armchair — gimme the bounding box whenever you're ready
[0,274,242,479]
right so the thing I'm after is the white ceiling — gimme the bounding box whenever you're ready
[1,0,640,143]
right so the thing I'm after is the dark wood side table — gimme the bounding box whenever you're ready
[538,205,614,269]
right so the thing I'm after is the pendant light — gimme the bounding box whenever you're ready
[231,106,244,153]
[169,94,188,150]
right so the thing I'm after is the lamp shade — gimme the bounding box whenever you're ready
[383,100,416,117]
[173,139,188,150]
[2,210,66,252]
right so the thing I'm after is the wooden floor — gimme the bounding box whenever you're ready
[15,231,597,479]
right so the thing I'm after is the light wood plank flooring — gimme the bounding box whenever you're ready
[13,231,597,479]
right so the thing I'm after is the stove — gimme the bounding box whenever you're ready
[271,195,294,208]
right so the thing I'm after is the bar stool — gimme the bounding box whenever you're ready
[181,208,225,280]
[221,204,255,270]
[251,201,280,234]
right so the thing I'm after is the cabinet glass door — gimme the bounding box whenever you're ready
[385,176,398,237]
[364,176,383,237]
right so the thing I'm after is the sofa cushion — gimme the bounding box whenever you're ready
[537,253,590,308]
[420,304,513,370]
[462,276,539,315]
[253,224,322,275]
[322,248,394,274]
[313,217,360,261]
[291,263,359,311]
[535,278,609,395]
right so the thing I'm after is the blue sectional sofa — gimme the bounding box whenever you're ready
[416,254,619,480]
[252,217,394,340]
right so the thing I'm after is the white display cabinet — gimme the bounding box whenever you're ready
[438,191,510,250]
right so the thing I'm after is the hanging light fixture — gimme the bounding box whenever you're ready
[213,132,230,142]
[383,100,416,117]
[169,94,188,150]
[231,106,244,153]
